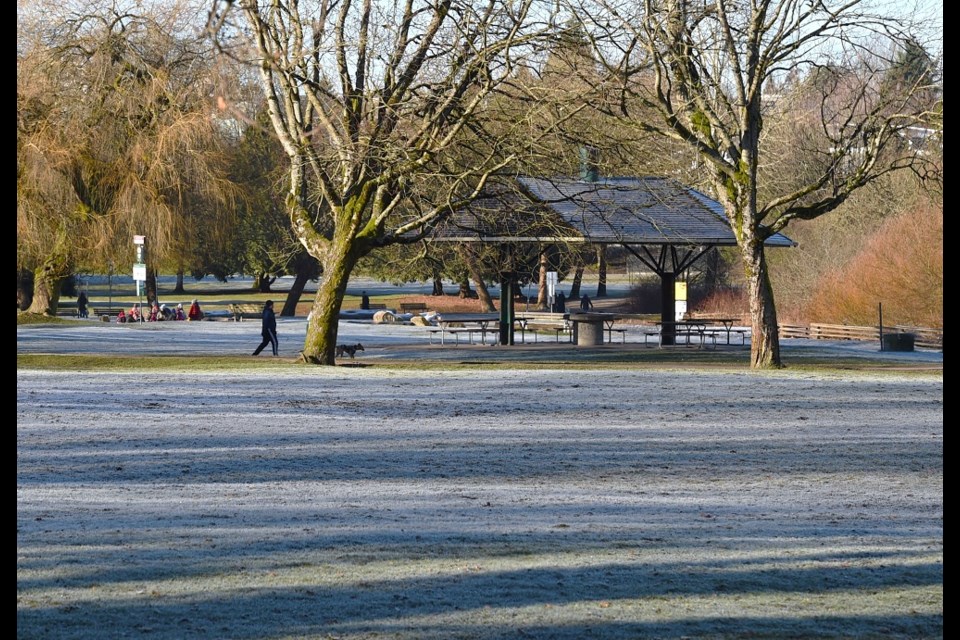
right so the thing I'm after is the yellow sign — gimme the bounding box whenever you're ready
[675,281,687,301]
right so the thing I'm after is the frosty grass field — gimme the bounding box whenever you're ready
[18,309,942,639]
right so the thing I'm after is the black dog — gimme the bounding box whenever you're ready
[335,343,365,358]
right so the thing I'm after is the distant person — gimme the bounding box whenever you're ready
[360,291,370,310]
[77,290,89,318]
[187,299,204,321]
[148,301,161,322]
[116,309,127,323]
[159,304,174,321]
[175,303,186,321]
[128,303,142,322]
[579,294,593,311]
[252,300,278,356]
[554,291,566,313]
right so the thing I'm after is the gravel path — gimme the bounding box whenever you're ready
[17,359,942,639]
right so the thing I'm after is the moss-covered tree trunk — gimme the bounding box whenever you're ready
[301,247,360,365]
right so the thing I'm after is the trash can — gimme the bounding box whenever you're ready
[882,332,915,352]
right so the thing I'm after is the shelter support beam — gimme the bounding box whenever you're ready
[499,279,515,345]
[660,271,677,345]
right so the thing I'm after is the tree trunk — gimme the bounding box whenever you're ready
[18,268,34,311]
[280,269,310,317]
[28,276,61,316]
[253,272,275,292]
[301,251,358,365]
[27,256,69,316]
[568,266,583,298]
[596,245,607,297]
[457,275,475,298]
[536,250,548,310]
[432,274,445,296]
[146,270,158,304]
[173,269,185,294]
[472,278,495,311]
[461,246,494,311]
[742,241,782,368]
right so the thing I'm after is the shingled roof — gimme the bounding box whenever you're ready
[517,176,795,247]
[430,176,794,247]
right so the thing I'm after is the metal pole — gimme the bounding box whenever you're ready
[878,302,883,351]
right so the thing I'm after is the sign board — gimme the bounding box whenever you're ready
[675,299,687,321]
[133,263,147,281]
[675,281,687,301]
[546,271,558,297]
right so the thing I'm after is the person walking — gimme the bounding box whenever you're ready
[252,300,278,356]
[579,293,593,311]
[77,290,89,318]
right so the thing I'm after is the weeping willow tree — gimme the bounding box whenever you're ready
[17,0,240,314]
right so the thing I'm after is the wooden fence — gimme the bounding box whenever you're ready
[778,322,942,351]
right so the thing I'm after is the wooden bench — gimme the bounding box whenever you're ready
[516,312,571,343]
[93,307,127,319]
[228,303,263,321]
[366,302,388,310]
[400,302,428,314]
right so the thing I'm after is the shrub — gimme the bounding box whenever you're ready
[806,202,942,328]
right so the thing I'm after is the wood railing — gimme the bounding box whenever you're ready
[778,322,942,351]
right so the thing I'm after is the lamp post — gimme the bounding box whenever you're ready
[133,235,146,323]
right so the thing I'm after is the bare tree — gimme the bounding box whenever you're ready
[207,0,557,364]
[571,0,941,367]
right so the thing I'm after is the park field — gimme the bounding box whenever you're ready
[17,360,942,639]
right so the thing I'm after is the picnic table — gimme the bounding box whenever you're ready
[656,320,710,347]
[430,313,500,346]
[705,318,745,345]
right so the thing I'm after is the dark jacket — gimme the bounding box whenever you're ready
[261,305,277,335]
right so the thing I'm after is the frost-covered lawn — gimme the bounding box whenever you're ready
[17,353,942,639]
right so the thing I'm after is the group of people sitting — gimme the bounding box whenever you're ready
[116,299,203,323]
